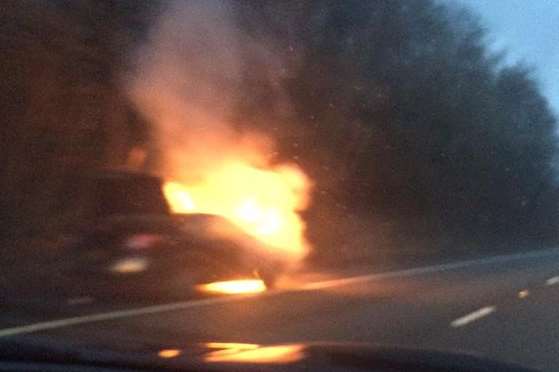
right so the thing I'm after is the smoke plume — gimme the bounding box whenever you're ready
[126,0,284,181]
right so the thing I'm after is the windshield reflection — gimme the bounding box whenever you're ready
[204,342,305,364]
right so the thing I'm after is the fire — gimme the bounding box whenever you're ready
[163,182,196,211]
[158,349,182,359]
[197,279,267,295]
[204,343,305,364]
[163,160,311,260]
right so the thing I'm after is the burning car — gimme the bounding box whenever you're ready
[65,171,288,299]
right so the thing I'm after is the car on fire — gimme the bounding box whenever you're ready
[64,171,287,299]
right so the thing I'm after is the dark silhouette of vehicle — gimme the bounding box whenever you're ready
[65,171,286,299]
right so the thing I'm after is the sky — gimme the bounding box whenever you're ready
[448,0,559,116]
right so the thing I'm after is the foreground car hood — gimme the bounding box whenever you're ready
[0,338,538,371]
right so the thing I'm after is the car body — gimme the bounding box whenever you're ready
[66,213,286,299]
[63,171,287,299]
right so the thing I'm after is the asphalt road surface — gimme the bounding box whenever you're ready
[3,249,559,371]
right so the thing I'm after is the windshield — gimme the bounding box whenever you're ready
[2,0,558,371]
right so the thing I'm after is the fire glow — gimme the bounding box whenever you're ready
[126,0,313,268]
[197,279,267,295]
[163,160,311,261]
[204,343,305,364]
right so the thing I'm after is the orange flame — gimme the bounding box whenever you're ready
[197,279,267,295]
[163,160,311,261]
[204,343,305,364]
[158,349,182,358]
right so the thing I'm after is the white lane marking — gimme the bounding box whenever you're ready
[301,248,559,291]
[450,306,496,328]
[1,248,558,338]
[545,276,559,286]
[0,295,246,338]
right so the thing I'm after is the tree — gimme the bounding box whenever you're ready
[232,0,559,252]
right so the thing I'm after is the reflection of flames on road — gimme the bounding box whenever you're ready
[157,343,305,364]
[204,342,305,364]
[197,279,267,295]
[163,160,312,261]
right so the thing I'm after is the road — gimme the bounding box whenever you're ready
[3,249,559,371]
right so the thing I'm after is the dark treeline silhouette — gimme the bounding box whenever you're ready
[2,0,558,260]
[0,0,157,236]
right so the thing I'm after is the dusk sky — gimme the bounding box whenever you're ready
[448,0,559,116]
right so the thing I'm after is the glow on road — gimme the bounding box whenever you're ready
[197,279,267,295]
